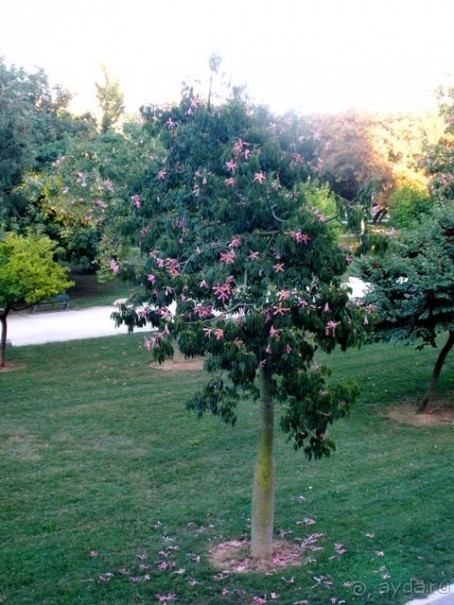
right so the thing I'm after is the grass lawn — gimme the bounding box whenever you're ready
[0,335,452,605]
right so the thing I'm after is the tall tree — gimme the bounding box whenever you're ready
[111,90,369,559]
[95,65,125,133]
[0,232,73,367]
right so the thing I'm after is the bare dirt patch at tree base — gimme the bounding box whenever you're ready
[388,400,454,427]
[209,539,309,574]
[0,361,26,372]
[149,357,205,371]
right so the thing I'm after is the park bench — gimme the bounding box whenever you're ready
[32,294,70,313]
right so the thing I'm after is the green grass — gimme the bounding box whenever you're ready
[0,336,453,605]
[67,270,130,308]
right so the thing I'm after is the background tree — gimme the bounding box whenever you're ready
[0,57,97,230]
[30,120,159,270]
[421,84,454,206]
[358,208,454,411]
[111,89,370,559]
[0,232,73,367]
[95,65,125,133]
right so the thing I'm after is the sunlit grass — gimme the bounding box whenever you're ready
[0,335,452,604]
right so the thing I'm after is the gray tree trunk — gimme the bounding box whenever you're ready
[251,368,275,559]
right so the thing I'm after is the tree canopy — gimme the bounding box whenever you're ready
[0,231,73,367]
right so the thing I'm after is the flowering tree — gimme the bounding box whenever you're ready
[0,232,73,367]
[111,90,370,559]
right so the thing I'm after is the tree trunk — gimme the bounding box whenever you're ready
[251,368,275,559]
[0,312,8,369]
[418,330,454,413]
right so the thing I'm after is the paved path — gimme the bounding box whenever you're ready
[406,585,454,605]
[7,306,151,346]
[6,278,369,348]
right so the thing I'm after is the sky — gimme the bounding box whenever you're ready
[2,0,453,116]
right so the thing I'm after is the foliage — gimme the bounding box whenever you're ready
[0,231,73,366]
[390,185,433,228]
[358,208,454,408]
[311,110,442,223]
[311,111,393,205]
[23,122,157,269]
[95,65,125,133]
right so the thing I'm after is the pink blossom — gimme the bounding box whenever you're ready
[292,229,311,244]
[285,344,292,354]
[297,517,316,526]
[345,254,353,264]
[248,251,259,260]
[109,260,120,274]
[158,170,167,180]
[269,325,280,339]
[220,251,236,264]
[265,345,272,354]
[323,303,330,312]
[213,281,232,303]
[214,328,224,340]
[155,593,176,603]
[232,138,248,155]
[226,159,237,172]
[166,118,176,130]
[325,320,341,336]
[278,289,290,301]
[132,194,142,208]
[147,274,156,284]
[376,550,384,557]
[203,328,213,338]
[273,303,290,316]
[225,177,236,186]
[243,148,251,160]
[254,171,266,184]
[259,359,267,367]
[229,235,241,248]
[199,280,209,288]
[273,263,285,272]
[195,305,213,318]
